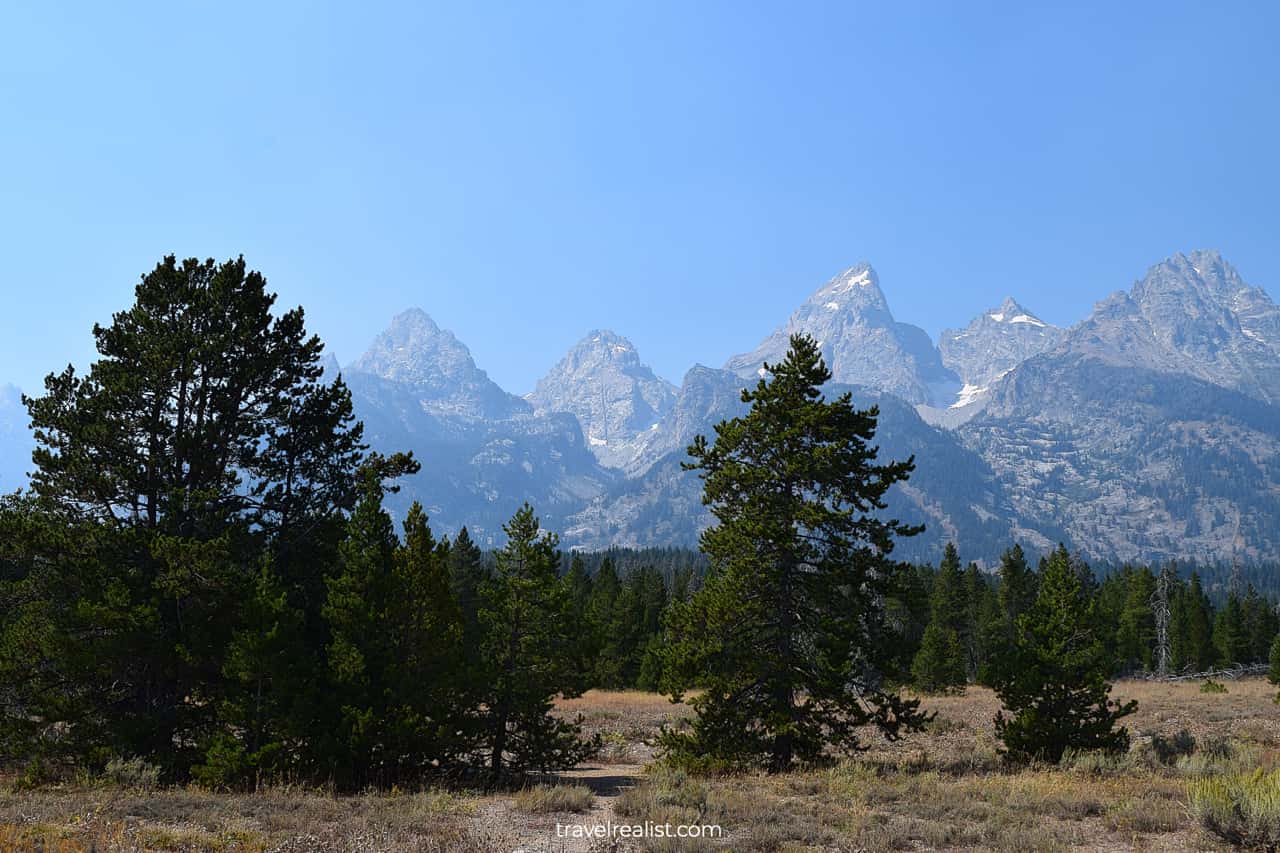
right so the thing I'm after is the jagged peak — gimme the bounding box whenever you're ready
[1141,248,1238,286]
[350,307,489,386]
[573,329,639,355]
[361,308,470,355]
[985,297,1049,328]
[387,306,439,331]
[813,262,881,297]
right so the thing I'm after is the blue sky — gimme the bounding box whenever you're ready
[2,1,1278,393]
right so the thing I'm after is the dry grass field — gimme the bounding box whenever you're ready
[3,679,1277,851]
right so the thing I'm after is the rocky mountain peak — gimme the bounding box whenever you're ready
[1066,249,1280,404]
[810,263,889,313]
[349,309,529,419]
[527,329,677,470]
[561,329,644,368]
[938,297,1064,407]
[984,296,1045,327]
[723,263,955,405]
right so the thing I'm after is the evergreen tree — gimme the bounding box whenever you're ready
[979,544,1036,686]
[911,544,968,692]
[475,504,594,779]
[911,622,967,694]
[1269,634,1280,686]
[884,563,933,682]
[1114,567,1156,673]
[661,334,927,772]
[964,562,997,680]
[997,544,1037,621]
[1241,585,1278,663]
[1214,593,1250,666]
[586,558,622,685]
[990,546,1136,763]
[0,256,367,775]
[562,554,596,677]
[1182,573,1217,672]
[197,555,310,787]
[447,526,488,654]
[564,554,594,617]
[383,500,469,776]
[320,455,421,787]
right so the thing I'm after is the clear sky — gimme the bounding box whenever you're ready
[2,1,1278,394]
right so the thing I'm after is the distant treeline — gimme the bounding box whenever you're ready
[895,543,1280,694]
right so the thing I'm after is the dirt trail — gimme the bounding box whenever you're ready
[503,762,645,853]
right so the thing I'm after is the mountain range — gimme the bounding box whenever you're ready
[2,249,1277,564]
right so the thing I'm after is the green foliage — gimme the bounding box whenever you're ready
[1215,594,1251,666]
[447,525,488,657]
[475,504,596,778]
[1269,635,1280,686]
[911,623,967,694]
[1190,769,1280,850]
[0,256,366,776]
[989,545,1136,764]
[1171,573,1215,672]
[978,544,1036,686]
[1243,585,1279,664]
[911,544,969,692]
[1112,566,1156,673]
[1200,679,1228,694]
[661,334,927,772]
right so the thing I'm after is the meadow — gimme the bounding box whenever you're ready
[3,679,1277,851]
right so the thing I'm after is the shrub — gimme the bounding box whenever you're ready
[1190,769,1280,849]
[102,756,161,791]
[616,765,709,820]
[1062,748,1133,776]
[513,784,594,814]
[1200,679,1228,694]
[1148,730,1197,766]
[1202,736,1238,762]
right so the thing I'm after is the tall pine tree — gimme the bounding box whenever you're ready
[475,504,594,779]
[990,545,1136,763]
[911,544,969,693]
[661,334,927,772]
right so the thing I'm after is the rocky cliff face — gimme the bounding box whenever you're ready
[345,314,614,546]
[962,354,1280,564]
[940,296,1065,390]
[952,250,1280,563]
[1065,250,1280,405]
[525,330,677,471]
[350,308,530,419]
[724,264,959,406]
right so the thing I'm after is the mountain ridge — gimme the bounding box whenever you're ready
[3,249,1278,565]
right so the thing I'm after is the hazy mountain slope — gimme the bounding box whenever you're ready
[345,315,616,546]
[350,308,530,419]
[962,354,1280,564]
[565,376,1027,564]
[526,330,677,470]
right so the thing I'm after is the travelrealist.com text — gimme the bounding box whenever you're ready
[556,821,725,840]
